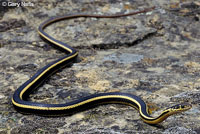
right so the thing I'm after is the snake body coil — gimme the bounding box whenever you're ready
[12,7,191,125]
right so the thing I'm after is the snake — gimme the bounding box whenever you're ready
[12,6,192,125]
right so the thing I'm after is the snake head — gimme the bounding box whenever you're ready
[164,103,192,115]
[145,103,192,125]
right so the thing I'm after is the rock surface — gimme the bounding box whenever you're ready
[0,0,200,134]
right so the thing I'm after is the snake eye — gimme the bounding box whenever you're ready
[181,105,185,109]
